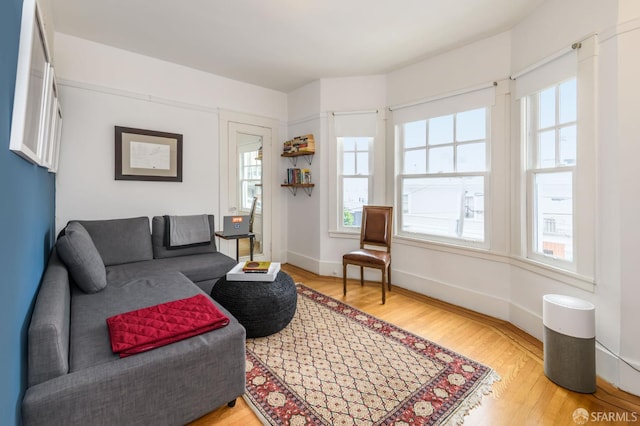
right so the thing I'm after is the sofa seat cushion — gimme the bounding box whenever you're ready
[106,252,237,287]
[69,271,238,371]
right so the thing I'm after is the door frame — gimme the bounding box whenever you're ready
[219,110,280,261]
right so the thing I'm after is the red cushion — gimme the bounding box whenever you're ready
[106,294,229,357]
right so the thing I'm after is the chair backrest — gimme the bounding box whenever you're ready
[360,205,393,252]
[249,197,258,232]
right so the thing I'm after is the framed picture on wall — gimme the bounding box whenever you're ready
[115,126,183,182]
[9,0,52,166]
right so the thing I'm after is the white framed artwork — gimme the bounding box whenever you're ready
[9,0,53,166]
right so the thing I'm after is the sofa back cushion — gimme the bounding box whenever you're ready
[78,217,153,266]
[152,215,217,259]
[28,249,71,387]
[56,222,107,294]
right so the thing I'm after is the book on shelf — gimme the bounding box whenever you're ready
[283,134,315,154]
[285,168,312,184]
[242,261,271,273]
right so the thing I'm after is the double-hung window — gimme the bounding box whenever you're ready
[238,142,262,213]
[524,79,577,263]
[332,111,379,233]
[515,37,597,279]
[396,105,490,244]
[339,137,372,228]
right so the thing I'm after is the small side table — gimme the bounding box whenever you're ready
[211,271,297,338]
[214,231,255,261]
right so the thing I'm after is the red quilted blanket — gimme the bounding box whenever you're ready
[106,294,230,358]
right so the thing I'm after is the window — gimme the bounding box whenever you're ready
[331,111,379,233]
[238,143,261,213]
[339,137,372,228]
[397,107,489,243]
[524,78,576,263]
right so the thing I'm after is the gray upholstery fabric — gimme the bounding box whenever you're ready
[78,217,153,266]
[106,252,237,289]
[24,273,245,425]
[27,250,71,387]
[152,215,218,258]
[56,222,107,294]
[23,218,247,426]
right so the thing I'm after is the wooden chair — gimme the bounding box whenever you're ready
[342,205,393,304]
[248,196,258,233]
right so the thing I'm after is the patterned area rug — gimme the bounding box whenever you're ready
[244,285,500,425]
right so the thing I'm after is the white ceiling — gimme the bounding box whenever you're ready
[50,0,542,93]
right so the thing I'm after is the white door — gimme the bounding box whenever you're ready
[226,121,271,260]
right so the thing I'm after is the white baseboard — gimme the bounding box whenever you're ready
[286,251,321,275]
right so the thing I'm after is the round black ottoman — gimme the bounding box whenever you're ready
[211,271,297,338]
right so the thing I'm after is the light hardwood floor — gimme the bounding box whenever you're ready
[191,264,640,426]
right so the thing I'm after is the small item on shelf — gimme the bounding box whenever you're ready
[243,261,271,273]
[283,134,315,154]
[285,168,312,184]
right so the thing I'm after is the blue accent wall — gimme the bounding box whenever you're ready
[1,0,57,424]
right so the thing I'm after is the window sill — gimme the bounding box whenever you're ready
[328,230,360,239]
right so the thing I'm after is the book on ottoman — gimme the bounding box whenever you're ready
[106,294,229,357]
[227,262,281,282]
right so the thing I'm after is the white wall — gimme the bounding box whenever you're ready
[54,34,288,263]
[284,82,322,271]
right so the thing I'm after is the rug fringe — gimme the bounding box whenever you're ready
[442,370,501,426]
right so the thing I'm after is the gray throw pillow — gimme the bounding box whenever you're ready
[56,222,107,294]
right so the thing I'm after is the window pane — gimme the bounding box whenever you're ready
[401,176,484,241]
[356,152,369,174]
[404,121,426,148]
[539,87,556,129]
[404,149,426,174]
[559,125,576,165]
[342,138,355,151]
[428,146,454,173]
[457,143,486,172]
[343,152,355,175]
[428,115,453,145]
[343,177,369,227]
[559,79,577,124]
[457,108,486,142]
[355,137,370,151]
[533,172,573,261]
[538,130,556,168]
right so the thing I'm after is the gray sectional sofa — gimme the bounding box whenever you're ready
[22,215,245,426]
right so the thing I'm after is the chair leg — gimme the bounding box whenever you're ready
[388,265,392,291]
[360,266,364,286]
[343,262,347,296]
[381,268,386,304]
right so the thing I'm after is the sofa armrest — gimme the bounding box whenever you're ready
[27,249,70,387]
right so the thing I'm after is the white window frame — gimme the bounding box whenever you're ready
[513,35,597,281]
[238,141,262,214]
[328,110,383,236]
[338,137,373,232]
[395,108,491,247]
[523,79,577,269]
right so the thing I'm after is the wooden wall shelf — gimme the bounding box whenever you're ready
[281,151,314,166]
[281,183,314,196]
